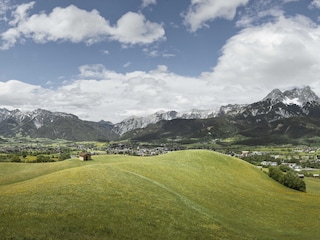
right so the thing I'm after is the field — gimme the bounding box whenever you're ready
[0,150,320,239]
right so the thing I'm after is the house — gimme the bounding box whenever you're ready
[261,161,278,166]
[313,174,319,178]
[242,151,249,157]
[79,152,91,161]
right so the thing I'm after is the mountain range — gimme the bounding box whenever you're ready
[1,86,320,144]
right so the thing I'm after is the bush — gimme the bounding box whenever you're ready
[59,152,71,161]
[269,166,306,192]
[283,171,306,192]
[279,164,291,172]
[10,155,21,163]
[269,167,284,183]
[36,155,54,163]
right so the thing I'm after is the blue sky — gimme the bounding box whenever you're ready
[1,0,320,123]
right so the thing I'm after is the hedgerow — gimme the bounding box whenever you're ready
[269,166,306,192]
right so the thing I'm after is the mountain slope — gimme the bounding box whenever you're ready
[122,117,240,141]
[0,108,118,141]
[123,87,320,143]
[219,86,320,121]
[262,86,320,105]
[113,109,218,135]
[1,86,320,142]
[116,86,320,136]
[0,150,319,239]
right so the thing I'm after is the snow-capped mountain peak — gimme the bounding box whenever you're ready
[262,86,320,106]
[113,108,219,135]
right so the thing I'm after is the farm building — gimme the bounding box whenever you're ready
[79,152,91,161]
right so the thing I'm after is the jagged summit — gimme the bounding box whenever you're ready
[1,86,320,140]
[0,108,116,140]
[263,86,320,106]
[113,109,218,135]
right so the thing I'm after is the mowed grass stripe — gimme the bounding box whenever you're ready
[122,169,217,221]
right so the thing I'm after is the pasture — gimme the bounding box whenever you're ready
[0,150,319,239]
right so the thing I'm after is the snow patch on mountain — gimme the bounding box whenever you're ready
[283,97,301,106]
[1,86,320,138]
[263,86,320,106]
[113,108,219,135]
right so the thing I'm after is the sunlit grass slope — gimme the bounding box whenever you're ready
[1,150,320,239]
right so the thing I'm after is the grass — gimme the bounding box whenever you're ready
[0,150,320,239]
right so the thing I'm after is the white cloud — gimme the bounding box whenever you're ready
[309,0,320,9]
[202,15,320,103]
[2,13,320,123]
[0,0,11,21]
[3,11,320,125]
[141,0,157,8]
[0,3,165,49]
[142,47,175,58]
[0,65,215,123]
[102,49,109,55]
[236,0,300,28]
[0,80,47,107]
[162,53,175,58]
[143,48,159,57]
[9,1,35,26]
[123,62,132,68]
[183,0,250,32]
[109,11,165,46]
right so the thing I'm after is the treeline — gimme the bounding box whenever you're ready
[1,150,71,163]
[242,154,276,165]
[268,166,306,192]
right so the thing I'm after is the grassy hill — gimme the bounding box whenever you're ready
[1,150,320,239]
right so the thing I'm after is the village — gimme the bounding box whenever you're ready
[236,148,320,178]
[1,139,320,178]
[0,139,186,162]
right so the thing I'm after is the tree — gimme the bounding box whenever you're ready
[279,164,291,172]
[269,166,306,192]
[283,172,306,192]
[269,167,284,183]
[10,155,21,163]
[36,155,54,163]
[59,152,71,161]
[58,148,71,161]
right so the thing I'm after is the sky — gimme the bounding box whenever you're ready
[1,0,320,123]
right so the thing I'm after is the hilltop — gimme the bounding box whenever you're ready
[0,150,320,239]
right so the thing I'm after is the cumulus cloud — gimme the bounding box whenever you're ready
[0,3,165,49]
[109,11,165,45]
[202,15,320,103]
[2,11,320,125]
[0,65,214,123]
[2,10,320,123]
[0,80,47,107]
[183,0,249,32]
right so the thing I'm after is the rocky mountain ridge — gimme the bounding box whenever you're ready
[113,109,218,135]
[1,86,320,141]
[115,86,320,135]
[0,108,116,141]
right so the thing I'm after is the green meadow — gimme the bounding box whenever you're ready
[0,150,320,239]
